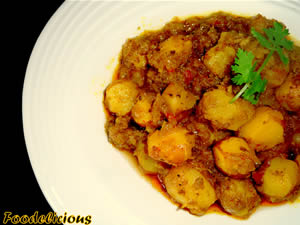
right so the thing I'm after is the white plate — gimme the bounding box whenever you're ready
[23,1,300,225]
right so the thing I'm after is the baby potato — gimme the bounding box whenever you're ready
[164,165,217,215]
[160,35,192,53]
[200,88,255,131]
[239,106,284,151]
[131,92,155,127]
[147,124,195,165]
[204,45,236,79]
[148,35,192,72]
[162,83,199,116]
[218,178,261,218]
[204,33,236,78]
[134,142,167,175]
[275,74,300,112]
[253,157,300,202]
[213,137,260,178]
[105,80,139,116]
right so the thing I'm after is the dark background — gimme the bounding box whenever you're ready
[9,1,64,224]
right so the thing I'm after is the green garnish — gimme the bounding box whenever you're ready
[230,49,267,104]
[230,22,293,104]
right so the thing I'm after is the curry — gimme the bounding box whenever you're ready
[103,12,300,218]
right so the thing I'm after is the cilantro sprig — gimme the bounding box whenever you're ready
[230,49,267,104]
[230,21,293,104]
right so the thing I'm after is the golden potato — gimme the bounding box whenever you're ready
[147,124,195,165]
[105,80,139,116]
[164,165,217,215]
[160,35,191,53]
[275,74,300,112]
[253,157,300,202]
[203,33,236,78]
[213,137,260,178]
[261,54,289,88]
[239,106,284,151]
[134,142,167,175]
[131,92,155,127]
[162,83,199,116]
[148,35,192,72]
[218,178,261,218]
[200,88,255,131]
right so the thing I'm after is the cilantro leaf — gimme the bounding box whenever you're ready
[275,46,289,65]
[251,21,293,65]
[242,72,267,104]
[231,21,294,104]
[268,22,293,50]
[251,29,272,49]
[231,49,267,104]
[231,49,256,85]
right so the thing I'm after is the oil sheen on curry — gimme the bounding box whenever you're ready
[103,12,300,218]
